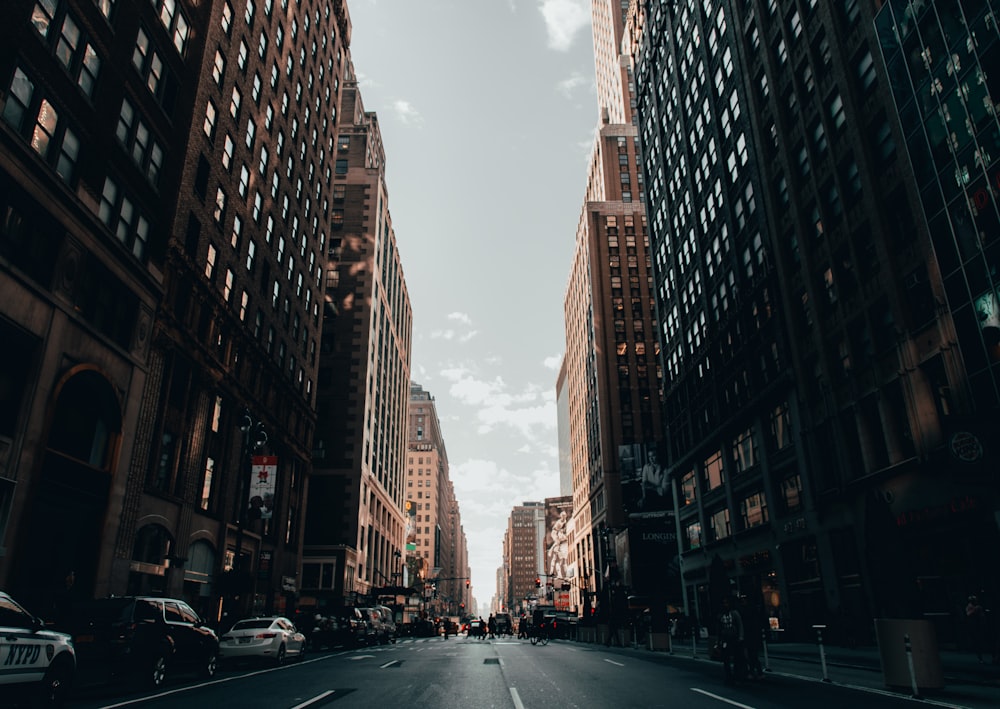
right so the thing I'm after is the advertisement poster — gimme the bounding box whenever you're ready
[619,441,668,514]
[405,499,417,552]
[248,455,277,520]
[544,498,574,583]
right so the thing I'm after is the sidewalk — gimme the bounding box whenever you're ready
[759,640,999,708]
[572,633,1000,708]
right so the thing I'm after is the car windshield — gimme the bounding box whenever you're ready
[232,619,275,630]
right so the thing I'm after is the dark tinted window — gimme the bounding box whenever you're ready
[163,602,185,622]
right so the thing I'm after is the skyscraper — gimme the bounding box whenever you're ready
[1,0,345,620]
[632,0,1000,641]
[563,0,665,619]
[303,71,413,610]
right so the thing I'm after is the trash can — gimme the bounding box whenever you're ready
[874,618,944,690]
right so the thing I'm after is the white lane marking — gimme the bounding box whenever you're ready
[690,688,757,708]
[97,656,338,708]
[380,660,400,668]
[348,654,375,660]
[510,687,526,709]
[604,658,625,666]
[289,690,336,709]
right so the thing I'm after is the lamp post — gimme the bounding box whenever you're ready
[230,409,267,619]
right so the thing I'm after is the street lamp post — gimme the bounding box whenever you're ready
[229,409,267,619]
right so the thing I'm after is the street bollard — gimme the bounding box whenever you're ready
[762,628,770,672]
[692,628,698,658]
[904,633,923,700]
[813,624,831,682]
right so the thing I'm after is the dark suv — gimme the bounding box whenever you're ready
[69,596,218,689]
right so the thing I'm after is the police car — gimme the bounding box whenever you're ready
[0,591,76,706]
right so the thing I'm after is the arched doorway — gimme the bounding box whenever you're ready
[183,540,217,622]
[17,368,120,608]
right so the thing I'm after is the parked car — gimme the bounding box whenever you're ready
[219,616,305,664]
[0,591,76,706]
[69,596,218,689]
[371,605,397,643]
[356,607,383,645]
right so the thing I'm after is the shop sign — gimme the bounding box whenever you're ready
[281,576,296,592]
[949,431,984,463]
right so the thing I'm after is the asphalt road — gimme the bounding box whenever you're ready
[63,636,965,709]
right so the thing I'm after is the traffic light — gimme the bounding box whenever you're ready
[460,603,465,610]
[465,579,470,589]
[535,577,541,588]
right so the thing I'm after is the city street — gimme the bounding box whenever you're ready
[60,635,989,709]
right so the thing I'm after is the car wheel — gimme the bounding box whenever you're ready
[297,643,307,662]
[148,653,168,688]
[200,650,218,679]
[275,644,286,665]
[35,657,73,707]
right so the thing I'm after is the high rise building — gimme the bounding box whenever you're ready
[1,0,346,620]
[631,0,999,642]
[304,72,413,611]
[502,501,545,616]
[562,0,665,619]
[402,383,470,618]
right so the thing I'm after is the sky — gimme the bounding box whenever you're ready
[345,0,598,607]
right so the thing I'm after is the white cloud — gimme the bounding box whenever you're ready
[539,0,591,52]
[448,312,473,325]
[543,354,562,370]
[556,72,587,99]
[393,99,423,125]
[439,364,557,438]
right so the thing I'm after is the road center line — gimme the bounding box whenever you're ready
[509,687,526,709]
[690,687,757,708]
[289,690,336,709]
[380,660,400,668]
[604,658,625,666]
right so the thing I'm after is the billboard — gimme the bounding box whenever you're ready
[405,500,417,552]
[544,498,574,583]
[619,441,669,514]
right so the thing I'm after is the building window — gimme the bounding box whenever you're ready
[731,427,757,473]
[770,402,792,450]
[708,506,731,541]
[203,101,217,139]
[132,28,164,99]
[152,0,190,54]
[98,177,150,260]
[199,456,214,510]
[116,98,163,185]
[205,243,217,279]
[684,520,702,550]
[703,450,724,490]
[740,491,768,529]
[780,474,803,514]
[3,68,80,185]
[212,49,225,87]
[214,187,226,224]
[680,470,696,505]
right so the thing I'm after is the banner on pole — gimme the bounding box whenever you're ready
[249,455,278,520]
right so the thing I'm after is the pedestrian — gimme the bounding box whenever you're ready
[488,614,497,639]
[739,595,764,679]
[717,596,745,684]
[50,570,77,631]
[966,595,987,663]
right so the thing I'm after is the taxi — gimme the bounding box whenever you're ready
[0,591,76,706]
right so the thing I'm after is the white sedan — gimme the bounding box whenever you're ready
[219,617,306,664]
